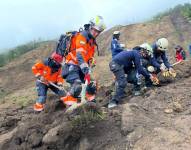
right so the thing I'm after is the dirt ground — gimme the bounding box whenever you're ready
[0,61,191,150]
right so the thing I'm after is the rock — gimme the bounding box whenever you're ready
[173,102,183,112]
[0,127,18,147]
[111,109,120,116]
[133,127,191,150]
[42,125,61,144]
[27,129,43,148]
[1,116,20,128]
[164,108,173,114]
[121,103,135,136]
[79,138,91,150]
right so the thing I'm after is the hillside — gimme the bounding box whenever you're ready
[0,5,191,150]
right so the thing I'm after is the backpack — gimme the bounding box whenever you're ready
[181,50,186,60]
[55,31,78,58]
[53,26,100,60]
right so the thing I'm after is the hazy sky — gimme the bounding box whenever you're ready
[0,0,190,51]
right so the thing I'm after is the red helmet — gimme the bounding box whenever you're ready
[51,52,63,64]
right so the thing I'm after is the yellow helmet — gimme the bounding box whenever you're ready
[89,16,106,32]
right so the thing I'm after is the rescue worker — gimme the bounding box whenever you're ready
[133,43,159,88]
[110,31,125,58]
[152,38,176,74]
[60,16,106,106]
[32,52,65,112]
[175,45,186,62]
[108,45,159,108]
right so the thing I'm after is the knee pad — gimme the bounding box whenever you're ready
[69,79,82,98]
[86,81,97,95]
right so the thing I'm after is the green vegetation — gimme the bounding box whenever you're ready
[71,106,105,128]
[0,89,7,101]
[151,9,172,22]
[151,3,191,22]
[0,40,48,67]
[180,3,191,20]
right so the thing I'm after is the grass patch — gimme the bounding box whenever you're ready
[0,89,8,102]
[71,106,105,128]
[0,40,51,67]
[16,96,33,107]
[149,3,191,23]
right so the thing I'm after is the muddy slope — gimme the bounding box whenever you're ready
[0,61,191,150]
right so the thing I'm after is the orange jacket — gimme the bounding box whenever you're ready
[65,31,96,66]
[32,61,63,84]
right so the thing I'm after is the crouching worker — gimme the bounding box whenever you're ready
[152,38,176,77]
[108,46,159,108]
[60,16,106,106]
[175,45,186,62]
[133,43,160,88]
[32,52,66,112]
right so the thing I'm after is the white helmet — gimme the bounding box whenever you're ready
[156,38,168,51]
[89,16,106,32]
[113,30,120,35]
[140,43,153,56]
[147,66,155,73]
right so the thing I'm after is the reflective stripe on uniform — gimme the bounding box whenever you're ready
[80,63,88,69]
[76,47,87,53]
[35,73,40,77]
[67,60,77,65]
[69,53,77,61]
[65,53,78,64]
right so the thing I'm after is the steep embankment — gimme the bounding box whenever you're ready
[0,61,191,150]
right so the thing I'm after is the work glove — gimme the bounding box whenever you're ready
[160,64,167,72]
[162,71,170,77]
[169,68,177,78]
[147,66,155,73]
[84,73,91,85]
[150,74,159,85]
[120,44,125,48]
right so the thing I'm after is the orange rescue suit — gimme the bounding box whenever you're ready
[65,32,96,65]
[32,61,63,84]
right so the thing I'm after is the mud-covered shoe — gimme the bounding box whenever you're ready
[134,91,141,96]
[143,85,152,91]
[108,101,117,109]
[33,103,44,112]
[60,95,77,106]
